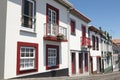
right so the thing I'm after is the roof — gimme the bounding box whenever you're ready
[70,9,91,23]
[54,0,73,8]
[88,26,103,35]
[112,39,120,44]
[54,0,91,23]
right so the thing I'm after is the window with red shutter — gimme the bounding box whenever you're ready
[92,35,95,50]
[70,20,76,35]
[96,37,99,50]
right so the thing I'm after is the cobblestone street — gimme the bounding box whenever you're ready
[9,71,120,80]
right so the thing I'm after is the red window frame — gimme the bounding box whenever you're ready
[70,20,76,35]
[17,42,38,75]
[46,44,59,70]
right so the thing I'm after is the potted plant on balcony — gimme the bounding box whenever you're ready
[56,33,64,40]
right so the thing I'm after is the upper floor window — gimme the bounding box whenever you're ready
[92,35,95,50]
[70,20,76,35]
[21,0,36,30]
[82,25,86,37]
[46,4,59,36]
[96,37,99,50]
[92,35,99,50]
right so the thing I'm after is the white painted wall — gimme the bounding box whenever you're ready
[4,0,69,79]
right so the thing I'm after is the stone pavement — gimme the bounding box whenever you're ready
[9,71,120,80]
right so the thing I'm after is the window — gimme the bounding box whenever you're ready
[17,42,38,74]
[46,45,59,70]
[21,0,36,30]
[70,20,76,35]
[82,25,86,37]
[20,47,35,70]
[96,37,99,50]
[92,36,99,50]
[48,48,57,67]
[46,4,59,36]
[92,35,95,50]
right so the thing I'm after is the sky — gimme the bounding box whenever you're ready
[68,0,120,39]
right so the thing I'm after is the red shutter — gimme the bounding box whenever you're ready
[71,20,75,34]
[82,26,86,37]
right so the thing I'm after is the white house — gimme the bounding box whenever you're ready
[88,26,102,74]
[101,31,113,73]
[0,0,91,79]
[69,9,91,76]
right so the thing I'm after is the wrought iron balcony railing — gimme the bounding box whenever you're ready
[81,37,91,47]
[44,23,67,42]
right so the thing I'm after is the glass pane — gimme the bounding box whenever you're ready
[30,49,33,52]
[26,53,29,57]
[21,53,25,57]
[21,48,25,52]
[29,2,33,17]
[24,0,29,15]
[30,53,33,57]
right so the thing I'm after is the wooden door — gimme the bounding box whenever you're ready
[79,53,83,73]
[72,53,76,74]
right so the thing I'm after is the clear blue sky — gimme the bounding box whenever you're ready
[68,0,120,39]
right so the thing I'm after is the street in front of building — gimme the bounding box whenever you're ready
[10,71,120,80]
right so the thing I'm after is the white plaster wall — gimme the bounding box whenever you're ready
[4,0,69,79]
[92,57,97,71]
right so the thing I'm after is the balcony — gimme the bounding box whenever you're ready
[81,37,91,47]
[43,23,67,42]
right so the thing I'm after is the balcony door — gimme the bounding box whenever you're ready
[46,4,59,36]
[82,25,86,37]
[81,26,86,46]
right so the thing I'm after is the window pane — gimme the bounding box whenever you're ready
[20,46,35,70]
[24,0,29,15]
[48,48,57,67]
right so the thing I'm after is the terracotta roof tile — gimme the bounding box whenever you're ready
[112,39,120,44]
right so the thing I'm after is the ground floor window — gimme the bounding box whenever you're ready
[17,42,38,74]
[46,45,59,70]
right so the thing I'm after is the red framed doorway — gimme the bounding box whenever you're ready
[71,53,76,74]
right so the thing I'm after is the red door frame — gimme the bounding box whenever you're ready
[71,53,76,74]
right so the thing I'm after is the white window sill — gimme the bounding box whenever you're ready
[20,27,36,34]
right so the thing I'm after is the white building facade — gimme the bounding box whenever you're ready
[69,10,91,76]
[0,0,91,79]
[88,26,102,74]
